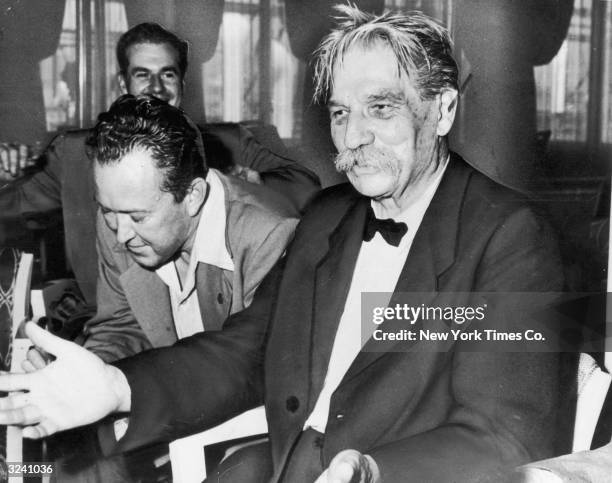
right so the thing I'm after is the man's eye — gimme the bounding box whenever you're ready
[102,211,117,229]
[163,71,178,80]
[370,104,394,118]
[330,109,347,122]
[131,215,146,223]
[133,72,149,79]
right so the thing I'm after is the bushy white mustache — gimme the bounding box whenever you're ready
[334,145,400,176]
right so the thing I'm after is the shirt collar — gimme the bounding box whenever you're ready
[195,169,234,271]
[367,155,449,251]
[156,168,234,301]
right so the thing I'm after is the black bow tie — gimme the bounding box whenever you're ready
[363,206,408,247]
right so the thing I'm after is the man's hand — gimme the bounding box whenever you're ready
[0,143,38,180]
[513,443,612,483]
[314,449,381,483]
[228,164,263,185]
[0,322,131,439]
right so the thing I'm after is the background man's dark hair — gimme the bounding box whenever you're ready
[86,94,207,202]
[116,22,189,79]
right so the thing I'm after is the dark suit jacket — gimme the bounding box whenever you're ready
[0,125,319,303]
[84,171,298,362]
[113,154,564,482]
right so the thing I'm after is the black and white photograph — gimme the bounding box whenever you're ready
[0,0,611,481]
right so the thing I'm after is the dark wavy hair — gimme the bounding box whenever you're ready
[86,94,207,202]
[116,22,189,79]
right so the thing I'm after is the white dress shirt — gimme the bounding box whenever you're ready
[303,160,449,432]
[155,168,234,340]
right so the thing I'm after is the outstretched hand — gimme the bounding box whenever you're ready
[0,322,131,438]
[314,449,381,483]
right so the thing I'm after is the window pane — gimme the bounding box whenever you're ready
[104,0,128,108]
[601,0,612,143]
[39,0,127,131]
[204,0,261,123]
[203,0,303,140]
[40,0,77,131]
[535,0,592,142]
[91,0,128,122]
[270,0,302,139]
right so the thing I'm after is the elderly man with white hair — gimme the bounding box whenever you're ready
[0,5,563,482]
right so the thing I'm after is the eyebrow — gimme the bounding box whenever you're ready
[327,89,407,108]
[327,99,345,109]
[130,67,150,74]
[365,89,406,104]
[96,200,150,215]
[130,66,179,75]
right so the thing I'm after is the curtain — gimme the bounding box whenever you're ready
[0,0,66,143]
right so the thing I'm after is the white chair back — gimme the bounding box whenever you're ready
[169,405,268,483]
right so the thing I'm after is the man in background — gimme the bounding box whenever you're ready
[0,22,318,305]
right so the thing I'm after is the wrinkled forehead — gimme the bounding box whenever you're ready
[330,42,419,102]
[332,39,409,73]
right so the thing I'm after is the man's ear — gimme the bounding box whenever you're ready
[185,177,208,217]
[117,73,128,95]
[437,89,458,137]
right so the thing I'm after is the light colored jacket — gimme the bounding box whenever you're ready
[84,171,297,362]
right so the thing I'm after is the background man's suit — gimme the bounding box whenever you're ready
[108,155,562,481]
[0,126,318,303]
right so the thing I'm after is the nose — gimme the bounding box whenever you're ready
[343,112,374,150]
[146,74,166,96]
[115,214,136,245]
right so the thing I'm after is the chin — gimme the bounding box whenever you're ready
[348,172,395,199]
[137,259,162,269]
[128,250,165,269]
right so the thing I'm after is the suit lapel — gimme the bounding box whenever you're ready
[309,198,369,411]
[195,262,231,332]
[268,189,366,478]
[121,264,177,347]
[344,155,470,380]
